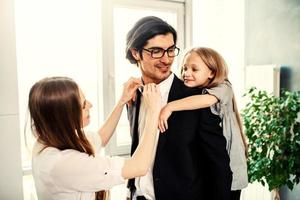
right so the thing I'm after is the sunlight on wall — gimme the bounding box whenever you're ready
[15,0,102,199]
[192,0,245,107]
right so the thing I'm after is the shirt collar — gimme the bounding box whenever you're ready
[139,73,174,95]
[158,73,174,96]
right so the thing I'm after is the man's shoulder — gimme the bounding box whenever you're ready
[169,75,203,99]
[186,86,204,96]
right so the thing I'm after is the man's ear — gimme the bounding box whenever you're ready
[130,48,141,61]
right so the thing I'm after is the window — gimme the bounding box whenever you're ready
[15,0,102,199]
[102,0,189,156]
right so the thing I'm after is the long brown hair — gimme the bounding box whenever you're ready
[181,47,247,149]
[29,77,106,199]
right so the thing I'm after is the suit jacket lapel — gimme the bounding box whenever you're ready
[168,75,185,102]
[156,75,184,153]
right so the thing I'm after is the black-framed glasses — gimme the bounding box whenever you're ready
[142,46,180,59]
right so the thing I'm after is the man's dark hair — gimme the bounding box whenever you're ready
[125,16,177,64]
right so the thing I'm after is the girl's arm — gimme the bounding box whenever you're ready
[159,94,218,132]
[167,94,218,111]
[122,83,161,179]
[99,78,141,147]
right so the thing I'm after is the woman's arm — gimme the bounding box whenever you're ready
[159,94,218,132]
[122,83,161,179]
[99,78,141,147]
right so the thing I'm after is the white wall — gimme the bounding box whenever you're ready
[192,0,245,105]
[14,1,103,198]
[246,0,300,198]
[0,0,23,199]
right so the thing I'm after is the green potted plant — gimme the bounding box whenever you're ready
[242,87,300,199]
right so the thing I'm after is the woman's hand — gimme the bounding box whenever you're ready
[142,83,161,114]
[122,83,161,179]
[158,105,172,132]
[119,77,142,105]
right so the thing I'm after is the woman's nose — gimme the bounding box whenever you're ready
[86,100,93,108]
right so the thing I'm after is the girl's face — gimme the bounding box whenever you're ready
[79,89,92,127]
[182,52,214,88]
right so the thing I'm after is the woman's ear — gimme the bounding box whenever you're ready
[130,48,141,61]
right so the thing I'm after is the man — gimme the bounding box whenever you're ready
[125,16,232,200]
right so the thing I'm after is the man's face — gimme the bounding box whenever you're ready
[133,33,175,84]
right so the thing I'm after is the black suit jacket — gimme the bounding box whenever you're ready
[127,75,232,200]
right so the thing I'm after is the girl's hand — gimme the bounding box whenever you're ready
[119,77,142,105]
[142,83,161,114]
[158,105,172,133]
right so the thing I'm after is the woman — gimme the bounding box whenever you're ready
[29,76,161,200]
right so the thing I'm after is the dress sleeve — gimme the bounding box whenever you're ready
[86,131,102,154]
[51,150,125,192]
[203,82,233,117]
[204,82,233,105]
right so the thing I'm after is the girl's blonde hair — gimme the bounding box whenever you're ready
[181,47,247,150]
[181,47,228,88]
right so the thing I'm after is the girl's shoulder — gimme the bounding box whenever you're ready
[206,81,233,93]
[216,80,232,89]
[204,81,233,102]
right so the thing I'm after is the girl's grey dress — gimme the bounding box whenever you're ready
[204,81,248,190]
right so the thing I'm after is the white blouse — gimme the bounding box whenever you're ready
[32,132,125,200]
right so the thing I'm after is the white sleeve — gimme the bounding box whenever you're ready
[51,150,125,192]
[85,131,102,154]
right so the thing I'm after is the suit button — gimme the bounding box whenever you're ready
[154,178,160,182]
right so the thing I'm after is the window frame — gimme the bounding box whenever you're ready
[101,0,192,156]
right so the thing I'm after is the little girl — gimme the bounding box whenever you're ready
[159,47,248,200]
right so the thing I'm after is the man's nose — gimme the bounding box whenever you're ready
[159,52,172,64]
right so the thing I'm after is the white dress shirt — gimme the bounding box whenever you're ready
[134,73,174,200]
[32,132,125,200]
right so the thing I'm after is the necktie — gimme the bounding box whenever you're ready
[127,89,142,199]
